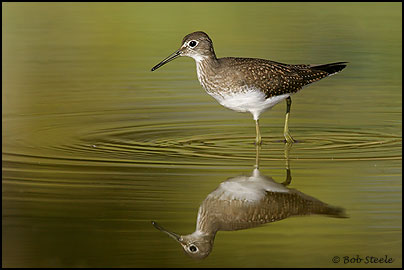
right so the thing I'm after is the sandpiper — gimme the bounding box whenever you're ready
[151,147,346,259]
[151,31,347,145]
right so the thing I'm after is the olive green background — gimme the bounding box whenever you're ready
[2,2,402,267]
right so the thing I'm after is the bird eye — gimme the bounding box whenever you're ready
[188,40,198,48]
[188,245,198,253]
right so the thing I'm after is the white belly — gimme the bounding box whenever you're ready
[209,89,290,121]
[195,61,290,120]
[206,169,290,203]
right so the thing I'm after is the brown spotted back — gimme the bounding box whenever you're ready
[216,57,331,98]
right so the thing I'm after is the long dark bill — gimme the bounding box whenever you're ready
[151,221,182,243]
[151,50,181,71]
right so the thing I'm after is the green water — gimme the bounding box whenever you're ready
[2,2,402,268]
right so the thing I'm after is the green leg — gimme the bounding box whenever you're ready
[255,119,262,145]
[284,97,295,144]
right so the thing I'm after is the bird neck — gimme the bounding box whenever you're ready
[195,202,220,235]
[194,52,218,67]
[195,54,220,92]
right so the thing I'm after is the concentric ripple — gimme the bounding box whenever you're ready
[3,114,401,170]
[77,121,401,165]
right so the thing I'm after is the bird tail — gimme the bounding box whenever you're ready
[324,205,349,219]
[310,62,348,76]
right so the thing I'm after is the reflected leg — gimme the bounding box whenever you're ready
[282,142,293,186]
[254,143,261,169]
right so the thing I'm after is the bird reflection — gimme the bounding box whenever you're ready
[152,144,347,259]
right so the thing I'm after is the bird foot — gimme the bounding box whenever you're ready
[283,133,295,144]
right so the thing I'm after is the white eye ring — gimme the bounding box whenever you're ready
[188,40,198,48]
[188,244,198,253]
